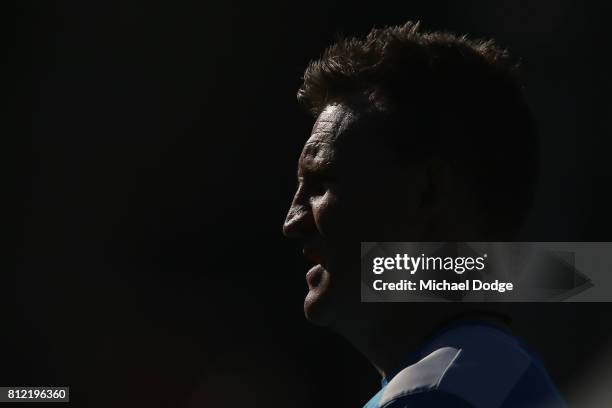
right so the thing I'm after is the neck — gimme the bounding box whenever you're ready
[332,307,510,379]
[331,308,436,378]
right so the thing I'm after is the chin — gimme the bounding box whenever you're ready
[303,268,338,327]
[304,290,335,326]
[303,261,359,328]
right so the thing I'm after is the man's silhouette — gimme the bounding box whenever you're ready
[283,21,565,407]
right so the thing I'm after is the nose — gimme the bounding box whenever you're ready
[283,194,315,239]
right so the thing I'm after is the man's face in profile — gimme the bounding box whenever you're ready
[283,103,433,327]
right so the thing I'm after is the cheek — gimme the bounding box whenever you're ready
[312,185,378,238]
[348,179,425,237]
[311,190,344,237]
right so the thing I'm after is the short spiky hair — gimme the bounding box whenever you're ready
[297,21,539,239]
[298,21,521,115]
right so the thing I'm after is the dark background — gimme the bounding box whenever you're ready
[7,0,612,407]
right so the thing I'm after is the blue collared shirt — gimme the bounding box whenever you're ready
[363,322,566,408]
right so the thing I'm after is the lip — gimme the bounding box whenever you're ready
[306,264,324,288]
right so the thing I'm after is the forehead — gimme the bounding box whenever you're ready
[309,104,357,143]
[299,104,362,168]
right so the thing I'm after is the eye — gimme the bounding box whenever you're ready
[312,181,327,195]
[311,174,337,194]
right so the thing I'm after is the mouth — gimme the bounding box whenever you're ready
[303,245,324,265]
[302,244,326,288]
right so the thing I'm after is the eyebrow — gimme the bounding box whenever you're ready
[297,158,337,181]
